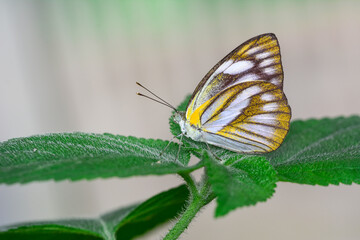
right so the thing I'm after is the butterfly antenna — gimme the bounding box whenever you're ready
[136,82,177,112]
[136,92,176,110]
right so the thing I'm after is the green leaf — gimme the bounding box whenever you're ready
[111,184,188,239]
[0,185,189,240]
[204,153,277,217]
[267,116,360,185]
[0,133,192,184]
[0,222,103,240]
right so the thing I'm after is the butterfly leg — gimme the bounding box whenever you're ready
[160,133,183,156]
[176,134,184,161]
[205,142,223,161]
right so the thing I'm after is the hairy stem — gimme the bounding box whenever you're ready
[163,173,213,240]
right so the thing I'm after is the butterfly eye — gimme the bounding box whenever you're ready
[172,112,182,123]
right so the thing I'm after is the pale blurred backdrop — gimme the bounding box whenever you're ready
[1,0,360,239]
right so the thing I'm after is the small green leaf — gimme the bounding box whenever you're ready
[0,133,192,184]
[0,185,189,240]
[268,116,360,185]
[112,184,189,239]
[0,222,103,240]
[204,153,277,217]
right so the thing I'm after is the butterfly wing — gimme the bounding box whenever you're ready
[186,33,284,120]
[185,33,290,153]
[200,81,291,153]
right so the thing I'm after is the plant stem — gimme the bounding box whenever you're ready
[179,172,198,197]
[163,192,203,240]
[163,173,213,240]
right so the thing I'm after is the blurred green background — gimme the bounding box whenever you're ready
[1,0,360,239]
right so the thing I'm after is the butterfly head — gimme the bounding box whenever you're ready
[173,111,186,132]
[173,111,183,122]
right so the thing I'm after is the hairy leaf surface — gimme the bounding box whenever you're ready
[267,116,360,185]
[0,133,191,184]
[204,154,277,217]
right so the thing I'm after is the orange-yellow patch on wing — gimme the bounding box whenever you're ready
[187,94,216,128]
[186,93,197,120]
[186,80,243,127]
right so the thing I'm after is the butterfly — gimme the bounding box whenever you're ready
[137,33,291,154]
